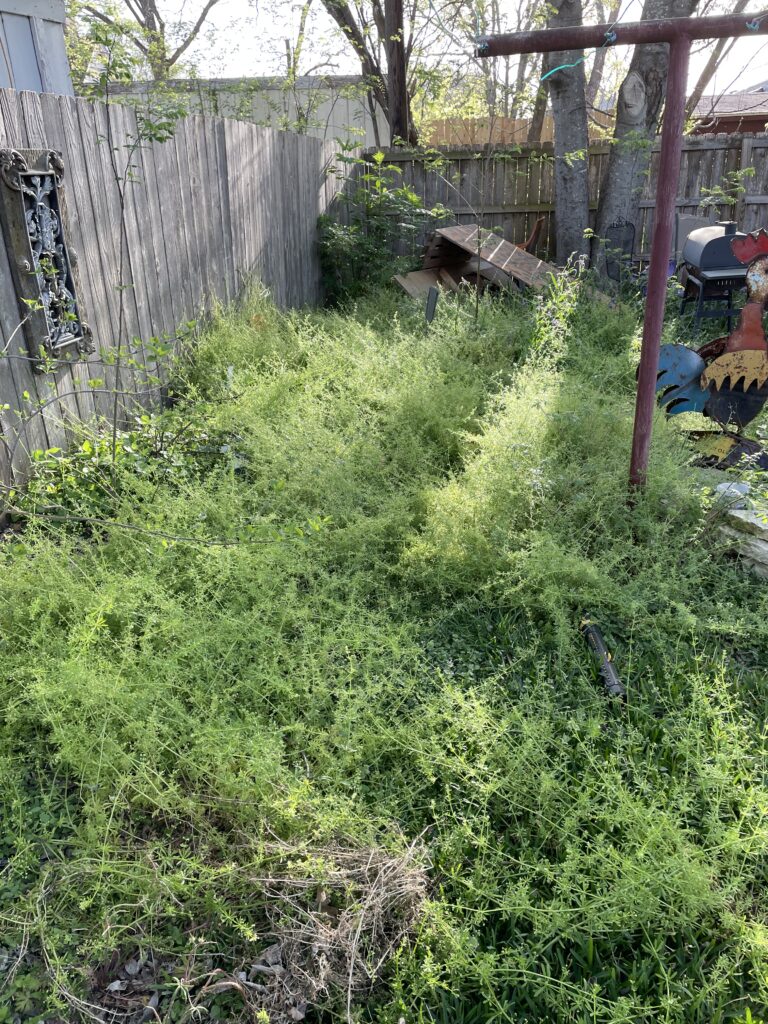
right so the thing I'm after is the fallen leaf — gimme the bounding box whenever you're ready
[260,943,282,967]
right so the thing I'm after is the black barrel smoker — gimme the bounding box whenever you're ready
[679,220,747,329]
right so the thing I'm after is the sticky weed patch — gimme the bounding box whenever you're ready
[1,282,768,1024]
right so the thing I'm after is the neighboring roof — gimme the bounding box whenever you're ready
[744,79,768,91]
[693,91,768,118]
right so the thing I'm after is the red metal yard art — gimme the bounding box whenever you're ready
[475,12,768,487]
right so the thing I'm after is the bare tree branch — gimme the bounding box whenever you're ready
[585,0,620,109]
[168,0,221,68]
[685,0,750,120]
[320,1,389,109]
[123,0,147,25]
[79,1,221,78]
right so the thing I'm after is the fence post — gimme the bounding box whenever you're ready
[738,134,754,229]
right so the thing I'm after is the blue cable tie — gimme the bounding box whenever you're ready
[746,18,760,29]
[541,55,587,81]
[539,29,614,83]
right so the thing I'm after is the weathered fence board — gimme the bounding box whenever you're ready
[374,133,768,259]
[0,88,338,484]
[38,92,96,425]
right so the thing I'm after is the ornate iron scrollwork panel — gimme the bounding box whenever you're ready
[0,148,92,368]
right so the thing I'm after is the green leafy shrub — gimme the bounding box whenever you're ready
[9,409,236,531]
[318,149,451,304]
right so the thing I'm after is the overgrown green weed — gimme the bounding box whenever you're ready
[1,281,768,1023]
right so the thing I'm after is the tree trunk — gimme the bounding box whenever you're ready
[527,80,548,142]
[545,0,590,263]
[320,0,417,146]
[385,0,410,143]
[511,54,529,118]
[367,89,382,148]
[593,0,698,274]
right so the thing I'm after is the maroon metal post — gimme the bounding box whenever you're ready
[475,12,768,488]
[629,34,690,485]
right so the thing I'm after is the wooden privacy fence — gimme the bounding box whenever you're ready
[375,132,768,258]
[423,112,613,146]
[0,88,338,486]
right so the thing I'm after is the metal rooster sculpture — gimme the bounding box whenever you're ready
[657,228,768,430]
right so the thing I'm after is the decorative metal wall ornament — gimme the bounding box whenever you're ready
[0,148,92,368]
